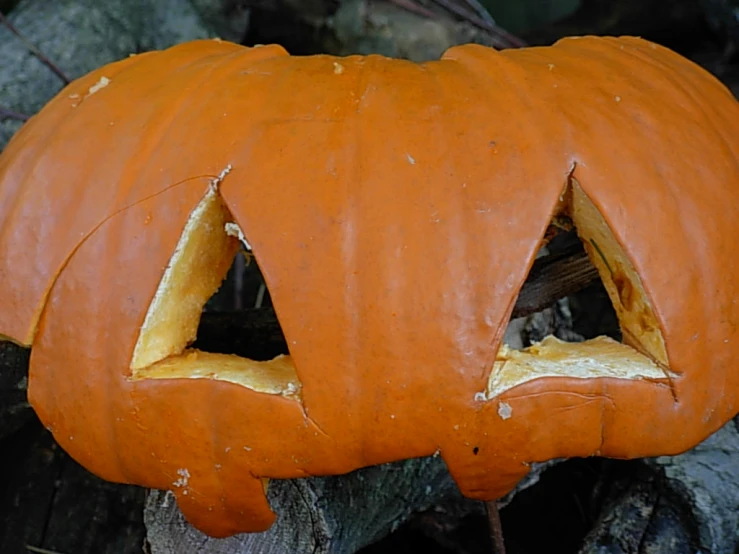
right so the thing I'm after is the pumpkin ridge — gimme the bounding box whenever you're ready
[620,39,738,159]
[439,42,572,384]
[0,128,104,346]
[101,51,243,216]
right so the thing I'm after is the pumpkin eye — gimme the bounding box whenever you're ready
[484,177,674,400]
[128,186,301,399]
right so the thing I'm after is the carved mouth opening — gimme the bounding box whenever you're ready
[483,177,674,400]
[129,185,300,399]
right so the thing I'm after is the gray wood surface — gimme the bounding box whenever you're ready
[144,449,553,553]
[0,0,245,149]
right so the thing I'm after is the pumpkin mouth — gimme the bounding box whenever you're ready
[128,179,301,399]
[482,177,674,400]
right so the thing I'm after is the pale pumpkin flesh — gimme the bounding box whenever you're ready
[483,177,673,400]
[129,180,301,398]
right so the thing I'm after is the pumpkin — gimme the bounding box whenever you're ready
[0,36,738,538]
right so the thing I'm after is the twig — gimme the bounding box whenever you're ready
[26,545,65,554]
[462,0,496,26]
[0,12,70,84]
[387,0,439,19]
[430,0,526,48]
[0,105,30,122]
[485,501,507,554]
[512,244,598,319]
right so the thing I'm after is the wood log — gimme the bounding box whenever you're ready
[0,0,247,149]
[143,458,554,554]
[578,420,739,554]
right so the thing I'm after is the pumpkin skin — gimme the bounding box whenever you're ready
[1,36,738,537]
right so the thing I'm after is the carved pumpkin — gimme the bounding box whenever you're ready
[1,36,738,538]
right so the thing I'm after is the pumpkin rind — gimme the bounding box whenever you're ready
[0,36,737,536]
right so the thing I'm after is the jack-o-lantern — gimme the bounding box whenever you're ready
[0,36,738,538]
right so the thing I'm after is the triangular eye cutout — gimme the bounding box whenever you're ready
[129,186,300,399]
[483,177,674,400]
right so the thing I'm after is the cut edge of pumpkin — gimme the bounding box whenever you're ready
[129,180,301,399]
[481,176,674,401]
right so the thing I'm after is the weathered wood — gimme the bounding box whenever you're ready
[578,419,739,554]
[144,427,739,554]
[578,462,699,554]
[650,420,739,554]
[0,0,248,149]
[510,245,597,320]
[144,455,555,554]
[138,421,739,554]
[0,417,146,554]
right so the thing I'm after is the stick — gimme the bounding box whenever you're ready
[511,244,598,319]
[0,105,30,122]
[430,0,527,48]
[0,12,71,84]
[485,500,507,554]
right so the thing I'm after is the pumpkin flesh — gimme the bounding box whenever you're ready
[128,175,301,397]
[489,176,673,398]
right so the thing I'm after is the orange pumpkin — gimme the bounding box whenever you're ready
[1,36,738,538]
